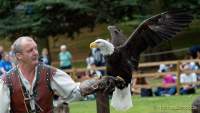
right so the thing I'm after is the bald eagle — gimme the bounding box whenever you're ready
[90,10,193,110]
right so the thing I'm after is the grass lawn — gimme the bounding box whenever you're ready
[69,93,200,113]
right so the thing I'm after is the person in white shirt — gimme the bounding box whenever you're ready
[180,65,197,94]
[158,64,169,73]
[0,36,122,113]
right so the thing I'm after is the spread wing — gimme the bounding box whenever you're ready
[118,10,193,69]
[107,25,127,47]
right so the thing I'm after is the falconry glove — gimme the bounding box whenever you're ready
[80,76,125,96]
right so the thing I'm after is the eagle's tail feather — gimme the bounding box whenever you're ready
[111,84,133,111]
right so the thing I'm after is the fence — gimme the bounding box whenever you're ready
[135,59,200,95]
[60,59,200,113]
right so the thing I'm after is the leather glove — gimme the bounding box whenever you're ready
[80,76,125,96]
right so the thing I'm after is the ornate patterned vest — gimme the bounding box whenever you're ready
[2,64,56,113]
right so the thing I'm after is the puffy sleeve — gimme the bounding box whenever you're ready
[0,79,10,113]
[50,69,82,103]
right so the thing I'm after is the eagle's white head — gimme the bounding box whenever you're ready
[90,39,115,56]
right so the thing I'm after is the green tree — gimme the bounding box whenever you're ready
[135,0,200,15]
[0,0,199,42]
[0,0,138,40]
[0,0,95,39]
[85,0,136,23]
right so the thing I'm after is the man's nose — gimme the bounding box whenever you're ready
[33,49,39,55]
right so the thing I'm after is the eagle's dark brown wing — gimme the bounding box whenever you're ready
[119,10,193,69]
[107,25,127,47]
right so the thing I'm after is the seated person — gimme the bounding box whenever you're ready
[132,77,153,97]
[77,71,91,82]
[154,74,176,96]
[180,65,197,94]
[158,64,170,73]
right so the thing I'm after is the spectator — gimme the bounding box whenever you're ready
[91,48,105,67]
[86,51,95,70]
[154,74,176,96]
[39,48,51,65]
[132,76,153,97]
[0,52,13,77]
[158,64,170,73]
[91,48,105,75]
[180,65,197,95]
[8,45,16,67]
[0,45,4,61]
[86,52,102,77]
[180,62,198,72]
[59,44,72,70]
[77,71,90,82]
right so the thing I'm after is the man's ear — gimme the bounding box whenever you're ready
[15,53,22,60]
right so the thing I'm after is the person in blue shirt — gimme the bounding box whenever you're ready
[91,48,106,75]
[0,52,13,77]
[39,48,51,65]
[59,45,72,70]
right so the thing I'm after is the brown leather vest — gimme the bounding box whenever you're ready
[2,64,56,113]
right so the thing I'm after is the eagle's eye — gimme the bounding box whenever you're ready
[95,41,101,45]
[95,41,103,46]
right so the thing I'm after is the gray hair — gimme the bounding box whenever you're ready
[12,36,34,55]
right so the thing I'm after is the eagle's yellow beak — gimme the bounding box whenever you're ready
[90,42,98,48]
